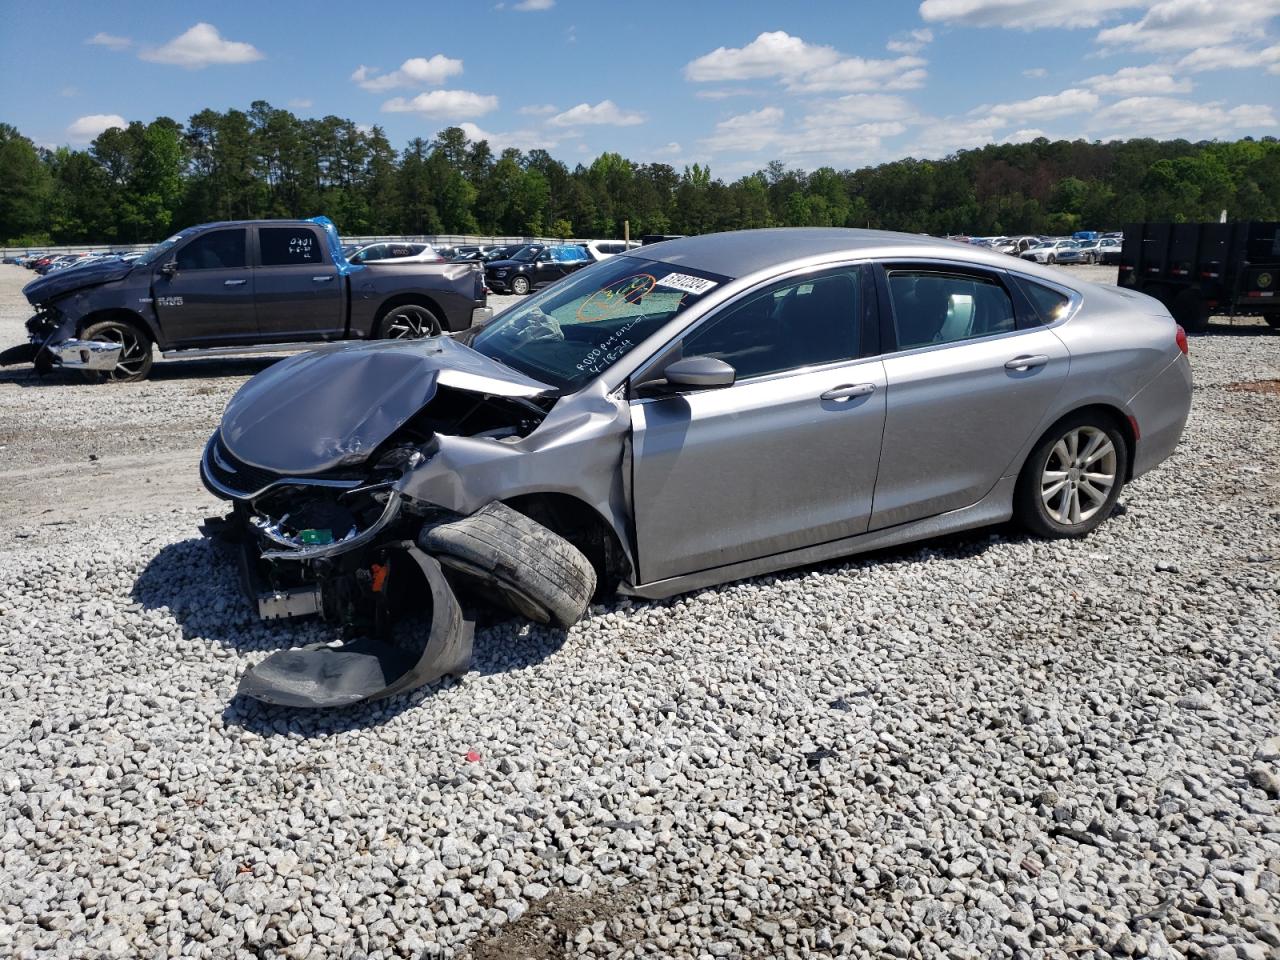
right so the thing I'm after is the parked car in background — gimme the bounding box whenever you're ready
[1021,239,1087,265]
[347,241,443,264]
[481,245,523,263]
[583,239,642,261]
[993,236,1039,256]
[485,243,593,294]
[1097,238,1122,265]
[1,217,490,382]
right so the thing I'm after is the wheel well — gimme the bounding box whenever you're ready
[374,294,444,333]
[78,309,153,342]
[1030,404,1137,482]
[501,492,631,594]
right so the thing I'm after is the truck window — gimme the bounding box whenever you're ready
[260,227,325,266]
[175,229,246,270]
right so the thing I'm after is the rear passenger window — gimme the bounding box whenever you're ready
[175,229,245,270]
[886,271,1016,349]
[260,228,324,266]
[1017,278,1072,325]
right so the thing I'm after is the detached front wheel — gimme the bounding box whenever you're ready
[81,319,153,383]
[378,303,442,339]
[1015,414,1128,539]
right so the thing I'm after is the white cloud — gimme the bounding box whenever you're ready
[1008,128,1050,142]
[655,142,683,157]
[86,32,131,50]
[458,122,558,151]
[888,27,935,53]
[381,90,499,118]
[139,23,263,69]
[1023,66,1048,78]
[351,55,463,92]
[518,104,558,116]
[548,100,645,127]
[823,93,919,123]
[1178,42,1280,72]
[288,98,313,109]
[699,107,786,153]
[514,0,555,9]
[904,115,1004,156]
[695,88,760,100]
[685,31,928,94]
[919,0,1142,30]
[1096,0,1279,52]
[684,31,840,81]
[1085,63,1193,95]
[1090,95,1277,138]
[67,114,127,142]
[982,87,1100,123]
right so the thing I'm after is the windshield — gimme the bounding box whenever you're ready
[471,255,730,392]
[134,232,190,267]
[511,245,543,262]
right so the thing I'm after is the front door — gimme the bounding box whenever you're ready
[629,266,887,584]
[253,225,345,341]
[870,264,1071,530]
[152,227,254,347]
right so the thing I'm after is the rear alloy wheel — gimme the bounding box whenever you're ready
[1015,414,1128,539]
[379,304,441,339]
[81,319,153,383]
[511,275,531,296]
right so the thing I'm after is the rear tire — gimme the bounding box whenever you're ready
[1171,289,1210,333]
[420,502,596,628]
[376,303,441,339]
[80,319,153,383]
[1047,254,1056,265]
[1015,412,1129,540]
[1264,316,1280,329]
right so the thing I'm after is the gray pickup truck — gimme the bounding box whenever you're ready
[1,217,491,381]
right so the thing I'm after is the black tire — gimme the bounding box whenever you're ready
[1047,254,1056,265]
[1014,411,1129,540]
[1264,316,1279,329]
[80,319,153,383]
[420,502,596,628]
[511,275,531,296]
[1171,289,1209,333]
[376,302,442,339]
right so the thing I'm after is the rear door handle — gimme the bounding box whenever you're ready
[1005,354,1049,371]
[224,279,247,286]
[821,383,876,401]
[312,275,335,282]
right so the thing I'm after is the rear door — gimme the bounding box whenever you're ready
[869,262,1070,530]
[253,225,345,341]
[152,227,254,347]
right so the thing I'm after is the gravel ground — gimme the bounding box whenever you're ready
[1,262,1278,959]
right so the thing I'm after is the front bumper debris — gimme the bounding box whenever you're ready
[236,544,474,708]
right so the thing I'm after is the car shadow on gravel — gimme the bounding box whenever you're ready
[132,536,572,736]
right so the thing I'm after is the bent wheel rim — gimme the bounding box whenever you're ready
[93,326,148,380]
[384,307,437,339]
[1041,426,1117,525]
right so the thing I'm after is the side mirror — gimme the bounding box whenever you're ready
[658,355,736,390]
[159,259,178,277]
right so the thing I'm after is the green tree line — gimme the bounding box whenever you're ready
[2,101,1277,245]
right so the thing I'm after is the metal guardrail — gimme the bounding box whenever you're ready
[1,235,592,258]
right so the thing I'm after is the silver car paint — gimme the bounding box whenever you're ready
[229,228,1189,597]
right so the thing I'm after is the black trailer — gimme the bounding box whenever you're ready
[1118,221,1279,332]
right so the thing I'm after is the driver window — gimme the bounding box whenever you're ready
[681,269,861,380]
[175,229,246,271]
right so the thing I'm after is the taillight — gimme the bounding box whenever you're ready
[1175,324,1188,355]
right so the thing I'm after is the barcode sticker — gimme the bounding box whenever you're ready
[657,273,718,296]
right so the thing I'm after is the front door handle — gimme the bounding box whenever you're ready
[821,383,876,401]
[1005,354,1049,371]
[224,278,247,286]
[312,275,335,282]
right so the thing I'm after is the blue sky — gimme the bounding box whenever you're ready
[2,1,1277,178]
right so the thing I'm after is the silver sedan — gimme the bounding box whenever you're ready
[210,227,1192,598]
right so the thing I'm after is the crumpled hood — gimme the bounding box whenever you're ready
[219,336,553,475]
[23,258,134,305]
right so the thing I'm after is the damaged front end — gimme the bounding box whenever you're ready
[200,346,555,708]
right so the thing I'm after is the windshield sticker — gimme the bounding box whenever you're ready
[657,272,718,296]
[576,274,657,323]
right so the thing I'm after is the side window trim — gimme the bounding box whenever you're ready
[873,259,1028,355]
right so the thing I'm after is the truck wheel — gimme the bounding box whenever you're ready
[378,303,441,339]
[511,276,531,296]
[1264,316,1280,329]
[1171,289,1210,333]
[419,502,596,629]
[81,319,153,383]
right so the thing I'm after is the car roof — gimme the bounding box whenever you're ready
[620,227,1016,281]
